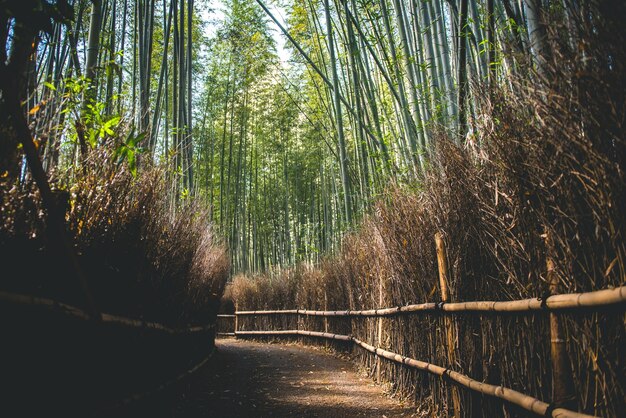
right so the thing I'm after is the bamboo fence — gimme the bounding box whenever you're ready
[0,289,219,412]
[230,283,625,417]
[217,314,237,336]
[0,291,215,334]
[233,326,602,417]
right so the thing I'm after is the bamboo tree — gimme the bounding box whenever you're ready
[324,0,352,223]
[85,0,103,100]
[458,0,470,136]
[150,0,175,153]
[8,0,568,276]
[523,0,549,73]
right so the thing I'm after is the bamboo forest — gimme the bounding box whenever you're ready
[0,1,624,417]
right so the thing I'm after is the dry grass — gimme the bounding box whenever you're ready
[227,3,625,416]
[0,146,229,325]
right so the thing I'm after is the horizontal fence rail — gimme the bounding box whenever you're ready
[235,330,353,342]
[235,285,626,317]
[0,291,215,334]
[234,329,595,418]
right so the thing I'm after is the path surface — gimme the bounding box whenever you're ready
[113,339,417,417]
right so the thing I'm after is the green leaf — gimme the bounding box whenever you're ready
[127,151,137,177]
[127,132,146,148]
[88,130,98,147]
[102,116,121,136]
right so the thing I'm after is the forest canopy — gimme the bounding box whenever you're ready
[0,0,624,275]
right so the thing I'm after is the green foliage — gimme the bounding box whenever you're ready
[114,131,146,177]
[84,102,121,146]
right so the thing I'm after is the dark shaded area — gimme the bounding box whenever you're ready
[0,302,214,418]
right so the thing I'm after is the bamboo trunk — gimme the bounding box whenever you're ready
[457,0,469,137]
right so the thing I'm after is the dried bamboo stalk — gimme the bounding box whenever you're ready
[545,232,577,408]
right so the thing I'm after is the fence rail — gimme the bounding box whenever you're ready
[234,285,626,317]
[0,291,215,334]
[350,337,592,418]
[235,330,352,342]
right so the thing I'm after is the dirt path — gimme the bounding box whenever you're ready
[111,339,417,417]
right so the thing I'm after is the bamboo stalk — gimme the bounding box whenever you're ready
[376,275,384,382]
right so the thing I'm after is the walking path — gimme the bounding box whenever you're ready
[113,339,418,417]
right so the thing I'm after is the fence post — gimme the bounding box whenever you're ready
[435,232,461,418]
[324,290,329,348]
[324,291,329,333]
[234,303,239,337]
[545,232,576,410]
[376,276,384,382]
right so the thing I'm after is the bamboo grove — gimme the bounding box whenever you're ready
[1,0,587,273]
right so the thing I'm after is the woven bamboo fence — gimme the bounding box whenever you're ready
[232,285,625,417]
[229,236,626,417]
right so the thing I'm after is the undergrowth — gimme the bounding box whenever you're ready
[1,146,229,325]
